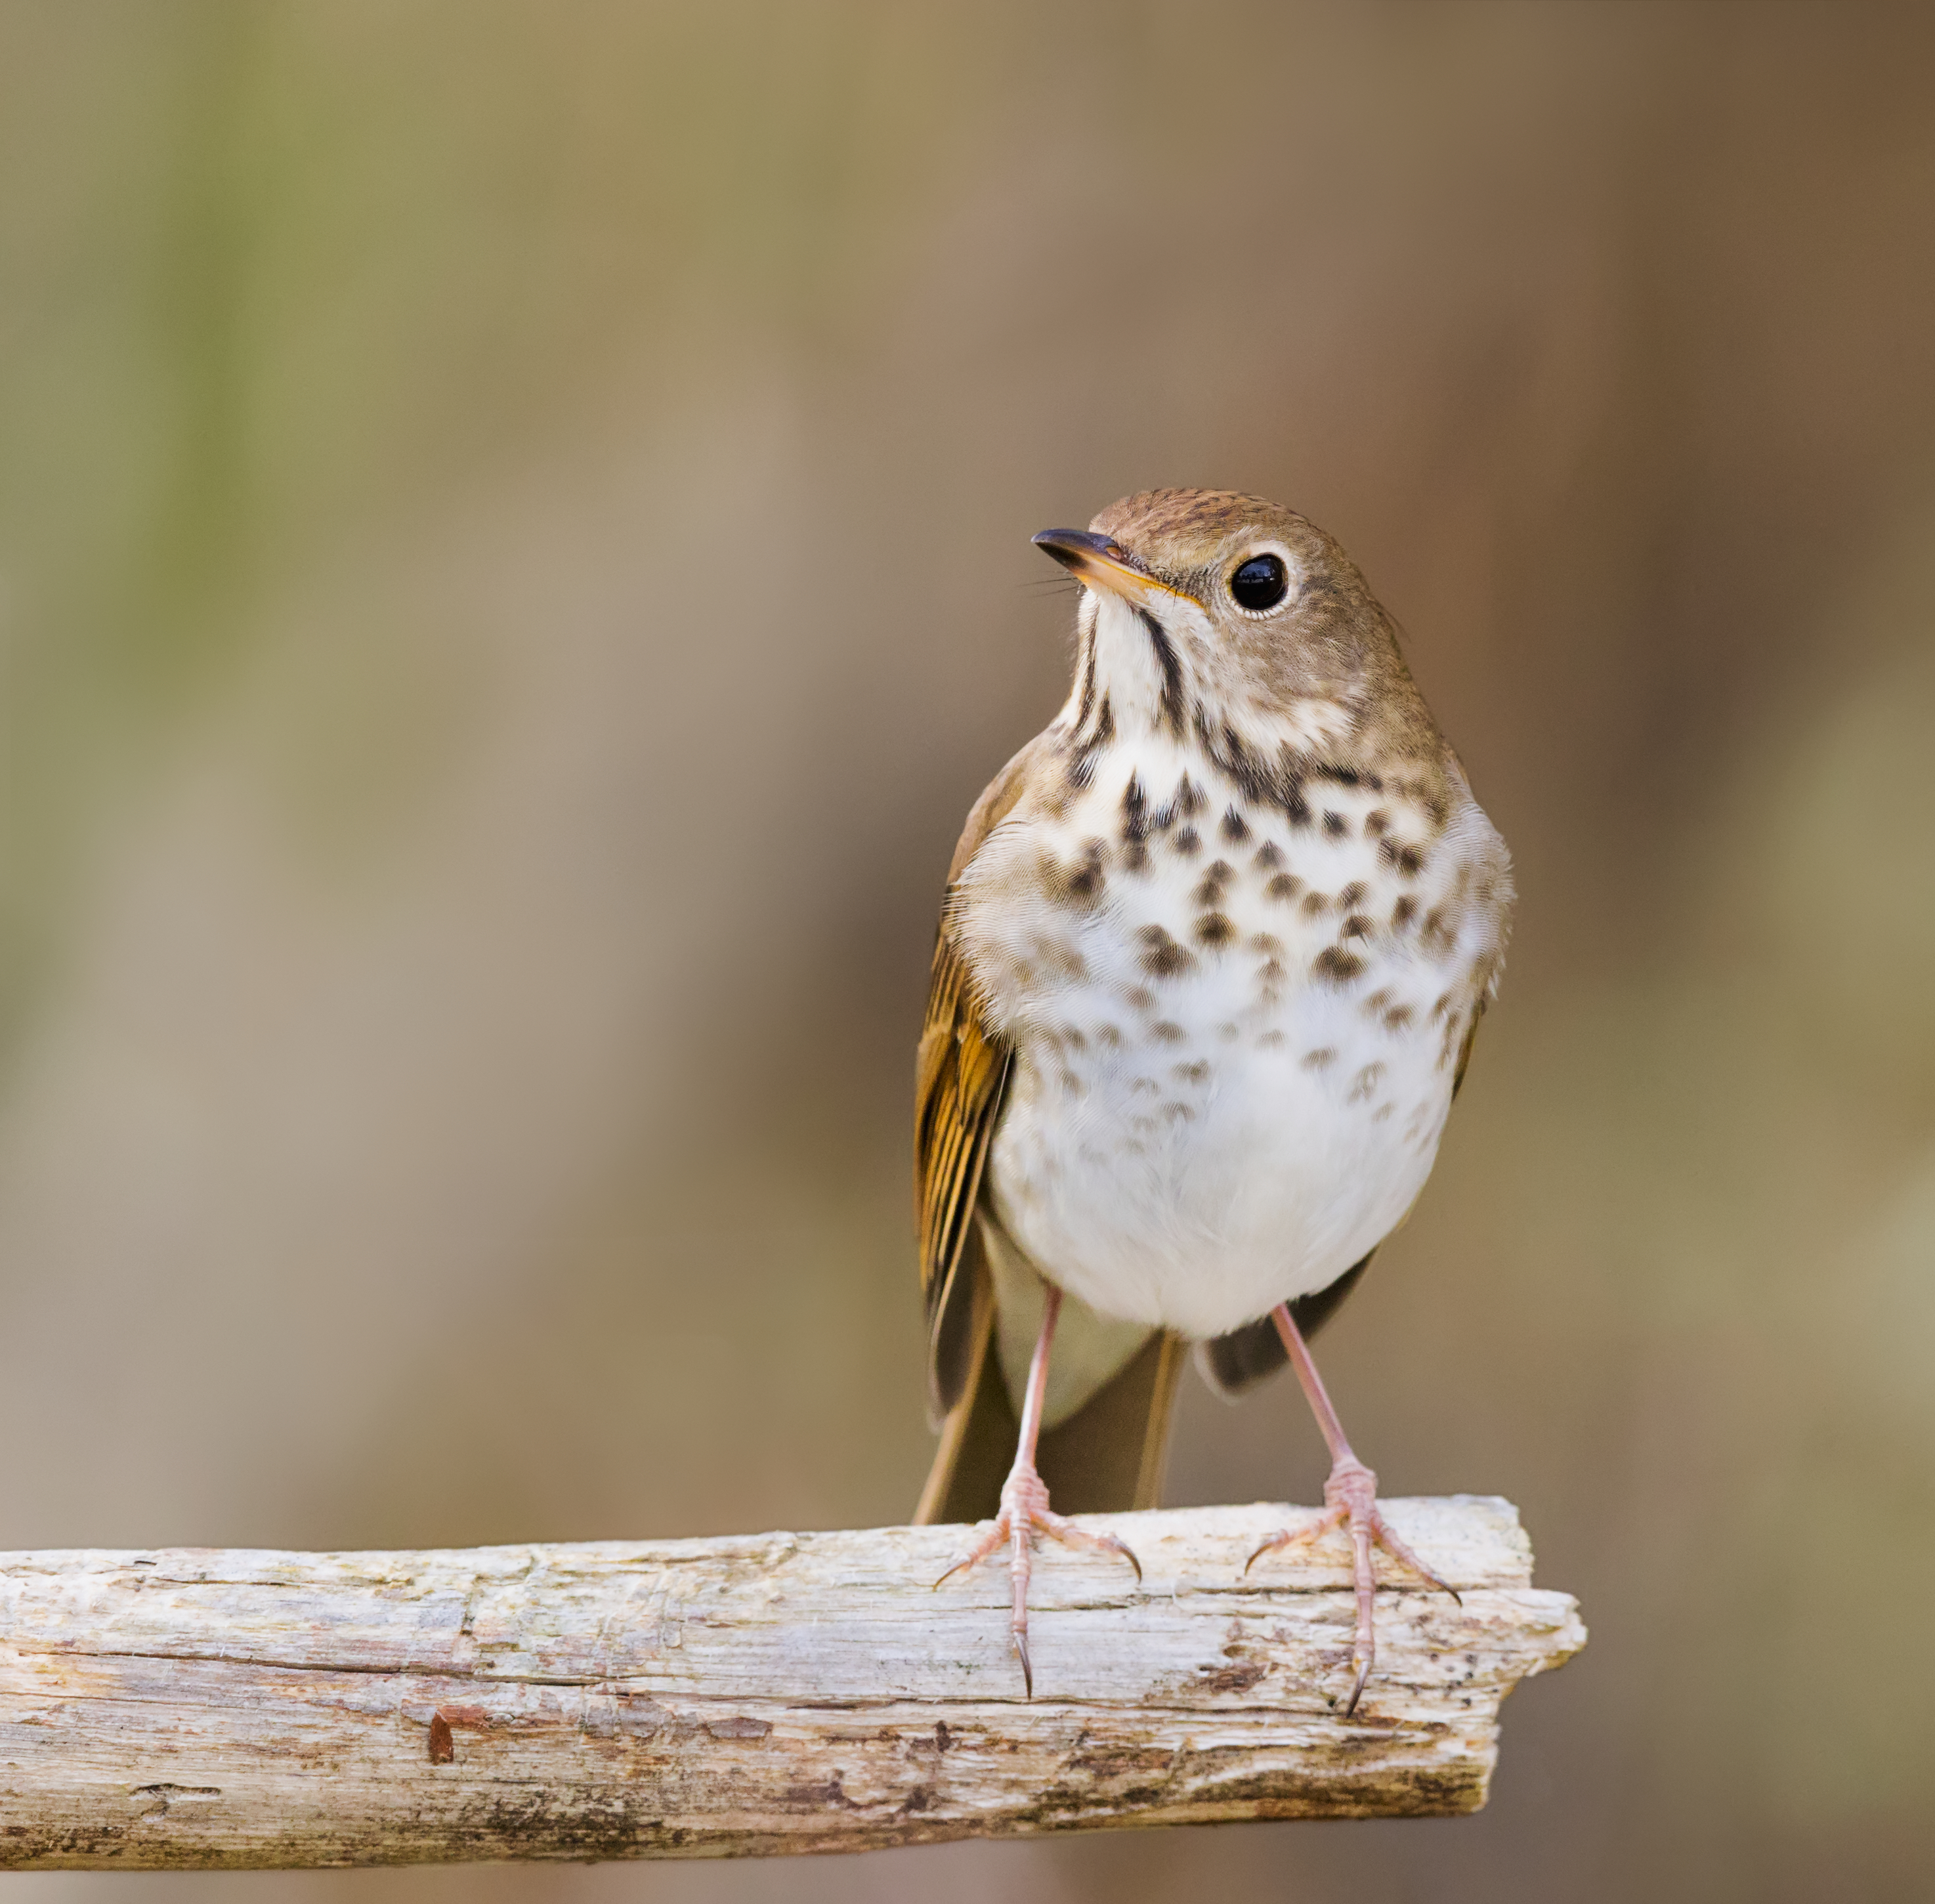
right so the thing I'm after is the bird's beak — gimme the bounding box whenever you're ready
[1032,529,1194,606]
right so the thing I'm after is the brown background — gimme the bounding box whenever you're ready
[3,3,1933,1899]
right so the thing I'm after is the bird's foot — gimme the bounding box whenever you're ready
[934,1460,1141,1697]
[1244,1454,1457,1715]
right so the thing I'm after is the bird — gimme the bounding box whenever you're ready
[912,487,1512,1711]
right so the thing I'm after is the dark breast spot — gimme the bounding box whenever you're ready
[1051,841,1107,909]
[1313,946,1366,984]
[1252,841,1285,870]
[1323,811,1348,837]
[1151,1020,1187,1043]
[1340,914,1371,939]
[1220,807,1251,843]
[1138,925,1197,979]
[1195,912,1235,946]
[1315,761,1380,792]
[1392,895,1418,929]
[1302,1046,1336,1069]
[1365,809,1390,836]
[1302,890,1330,916]
[1338,883,1367,908]
[1042,940,1087,981]
[1172,827,1201,855]
[1172,1059,1211,1085]
[1380,837,1426,877]
[1265,872,1302,902]
[1191,862,1234,906]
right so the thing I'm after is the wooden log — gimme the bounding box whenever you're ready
[0,1497,1583,1868]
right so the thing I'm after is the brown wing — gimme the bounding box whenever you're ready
[914,929,1009,1417]
[912,734,1055,1419]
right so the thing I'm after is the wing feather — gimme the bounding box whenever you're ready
[913,734,1053,1418]
[914,933,1008,1416]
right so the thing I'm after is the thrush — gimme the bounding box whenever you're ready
[912,488,1512,1710]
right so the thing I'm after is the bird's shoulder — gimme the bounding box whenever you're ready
[943,727,1071,886]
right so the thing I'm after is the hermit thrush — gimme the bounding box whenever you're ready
[912,489,1512,1711]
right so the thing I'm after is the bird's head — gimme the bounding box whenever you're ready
[1034,488,1420,766]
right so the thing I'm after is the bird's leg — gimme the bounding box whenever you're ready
[1244,1301,1457,1714]
[933,1284,1140,1695]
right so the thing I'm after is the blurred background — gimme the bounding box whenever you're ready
[2,2,1932,1899]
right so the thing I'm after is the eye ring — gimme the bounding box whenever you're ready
[1229,551,1290,613]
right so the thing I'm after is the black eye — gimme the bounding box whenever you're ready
[1230,552,1289,612]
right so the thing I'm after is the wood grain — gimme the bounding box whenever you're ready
[0,1497,1583,1867]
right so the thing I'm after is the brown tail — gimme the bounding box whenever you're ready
[914,1305,1187,1525]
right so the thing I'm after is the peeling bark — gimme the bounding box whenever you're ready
[0,1498,1583,1867]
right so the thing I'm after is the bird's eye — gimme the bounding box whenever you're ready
[1230,553,1289,612]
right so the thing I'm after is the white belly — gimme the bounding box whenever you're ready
[958,742,1505,1341]
[985,958,1453,1338]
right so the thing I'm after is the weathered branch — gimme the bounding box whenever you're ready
[0,1497,1582,1867]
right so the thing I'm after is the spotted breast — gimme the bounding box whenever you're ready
[955,734,1507,1334]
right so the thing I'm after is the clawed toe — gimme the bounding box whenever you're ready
[1039,1509,1142,1584]
[928,1286,1145,1697]
[934,1464,1140,1697]
[931,1529,1002,1592]
[1364,1512,1460,1605]
[1243,1504,1344,1577]
[1244,1456,1457,1715]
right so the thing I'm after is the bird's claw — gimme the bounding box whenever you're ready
[1244,1455,1457,1715]
[933,1460,1141,1697]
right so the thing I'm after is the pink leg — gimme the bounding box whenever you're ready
[934,1284,1140,1695]
[1244,1301,1457,1715]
